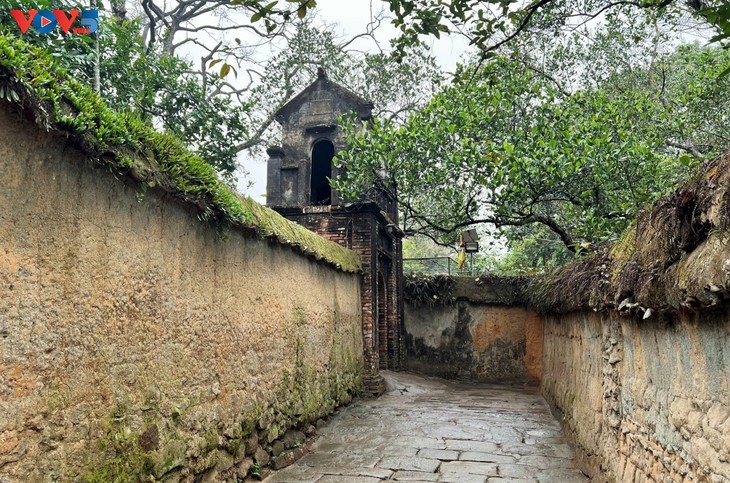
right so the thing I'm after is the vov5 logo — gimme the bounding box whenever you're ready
[10,9,98,35]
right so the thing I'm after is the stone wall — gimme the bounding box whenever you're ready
[0,105,364,481]
[403,277,543,383]
[542,310,730,482]
[537,151,730,482]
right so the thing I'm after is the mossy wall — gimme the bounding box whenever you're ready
[537,152,730,482]
[0,103,363,481]
[529,152,730,315]
[404,276,543,384]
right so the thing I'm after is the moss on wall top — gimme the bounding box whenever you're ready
[0,34,360,273]
[528,152,730,316]
[402,152,730,316]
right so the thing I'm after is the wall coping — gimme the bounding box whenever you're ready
[528,152,730,317]
[0,34,361,273]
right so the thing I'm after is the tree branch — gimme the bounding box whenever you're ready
[666,139,703,157]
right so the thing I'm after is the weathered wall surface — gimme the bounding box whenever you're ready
[538,152,730,482]
[405,301,543,383]
[543,309,730,482]
[404,277,543,383]
[281,206,404,392]
[0,106,363,481]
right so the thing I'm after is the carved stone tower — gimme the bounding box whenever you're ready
[266,69,404,394]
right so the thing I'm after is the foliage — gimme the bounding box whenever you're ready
[0,4,250,177]
[251,461,262,479]
[402,236,454,259]
[486,228,576,275]
[0,32,361,272]
[334,18,730,257]
[378,0,729,56]
[0,1,442,181]
[335,58,677,250]
[527,152,730,314]
[701,3,730,51]
[98,20,252,178]
[134,0,729,61]
[82,423,155,482]
[0,0,96,77]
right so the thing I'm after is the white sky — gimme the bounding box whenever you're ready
[234,0,473,203]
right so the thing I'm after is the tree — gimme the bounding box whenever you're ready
[333,38,730,253]
[381,0,729,57]
[235,19,442,154]
[0,1,252,177]
[0,1,442,182]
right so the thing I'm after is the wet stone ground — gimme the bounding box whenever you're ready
[264,372,588,483]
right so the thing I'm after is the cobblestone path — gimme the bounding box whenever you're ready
[265,371,588,483]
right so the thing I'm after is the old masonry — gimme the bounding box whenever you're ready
[2,36,730,482]
[266,68,405,395]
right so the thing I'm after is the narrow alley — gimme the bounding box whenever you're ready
[265,372,588,483]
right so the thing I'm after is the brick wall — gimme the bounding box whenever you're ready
[281,207,404,392]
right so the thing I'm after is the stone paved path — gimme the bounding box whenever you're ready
[264,372,588,483]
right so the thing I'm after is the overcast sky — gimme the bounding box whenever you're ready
[235,0,473,203]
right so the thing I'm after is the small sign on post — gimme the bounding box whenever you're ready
[460,229,479,253]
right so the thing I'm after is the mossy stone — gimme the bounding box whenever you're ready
[153,440,187,478]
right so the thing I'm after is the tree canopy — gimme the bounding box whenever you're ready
[333,28,730,255]
[0,0,440,182]
[382,0,730,57]
[235,0,730,61]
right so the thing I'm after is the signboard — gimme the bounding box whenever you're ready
[460,229,479,253]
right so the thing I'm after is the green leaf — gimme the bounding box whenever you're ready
[678,153,693,166]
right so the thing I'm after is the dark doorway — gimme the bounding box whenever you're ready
[311,140,334,204]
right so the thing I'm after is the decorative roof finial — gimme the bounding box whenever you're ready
[317,66,327,79]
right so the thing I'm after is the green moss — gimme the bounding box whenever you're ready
[80,401,193,482]
[241,403,264,437]
[45,388,70,412]
[81,416,155,483]
[608,222,637,284]
[153,440,187,478]
[0,33,361,273]
[201,427,219,454]
[78,362,363,481]
[226,437,244,459]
